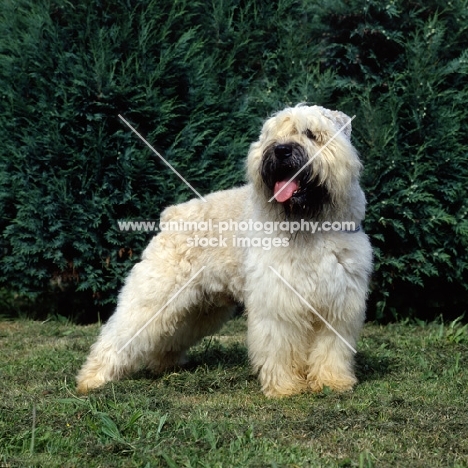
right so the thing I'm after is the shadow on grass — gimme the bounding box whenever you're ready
[355,350,393,383]
[136,345,392,377]
[131,341,252,395]
[186,340,249,370]
[132,341,392,395]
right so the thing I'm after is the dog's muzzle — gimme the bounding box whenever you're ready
[261,142,330,218]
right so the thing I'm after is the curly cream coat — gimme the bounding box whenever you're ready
[76,105,372,397]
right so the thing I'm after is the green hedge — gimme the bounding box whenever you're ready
[0,0,467,321]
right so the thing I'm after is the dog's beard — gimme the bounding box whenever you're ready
[260,142,330,219]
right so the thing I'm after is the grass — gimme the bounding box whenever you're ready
[0,316,467,468]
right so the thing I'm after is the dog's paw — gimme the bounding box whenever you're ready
[260,369,308,398]
[262,386,303,398]
[307,374,357,393]
[76,377,106,395]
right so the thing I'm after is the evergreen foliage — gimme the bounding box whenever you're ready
[0,0,467,321]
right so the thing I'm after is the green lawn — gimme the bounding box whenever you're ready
[0,316,467,467]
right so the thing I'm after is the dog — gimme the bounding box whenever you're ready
[76,104,372,397]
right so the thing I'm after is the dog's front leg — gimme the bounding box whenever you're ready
[247,312,308,398]
[306,318,362,393]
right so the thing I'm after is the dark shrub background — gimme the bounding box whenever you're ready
[0,0,467,322]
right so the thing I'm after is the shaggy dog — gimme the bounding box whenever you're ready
[76,104,372,397]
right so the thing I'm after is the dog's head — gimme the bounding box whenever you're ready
[247,104,364,220]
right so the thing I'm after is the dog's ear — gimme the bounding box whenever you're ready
[313,106,353,140]
[330,110,352,139]
[330,111,352,140]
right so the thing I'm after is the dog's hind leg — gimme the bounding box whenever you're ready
[76,253,238,394]
[146,299,237,374]
[76,258,206,394]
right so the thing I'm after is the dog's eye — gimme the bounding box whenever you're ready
[305,129,316,140]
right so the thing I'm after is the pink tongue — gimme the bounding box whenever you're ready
[274,179,299,203]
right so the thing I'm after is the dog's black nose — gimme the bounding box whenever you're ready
[274,144,292,159]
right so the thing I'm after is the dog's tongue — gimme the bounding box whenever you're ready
[274,179,299,203]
